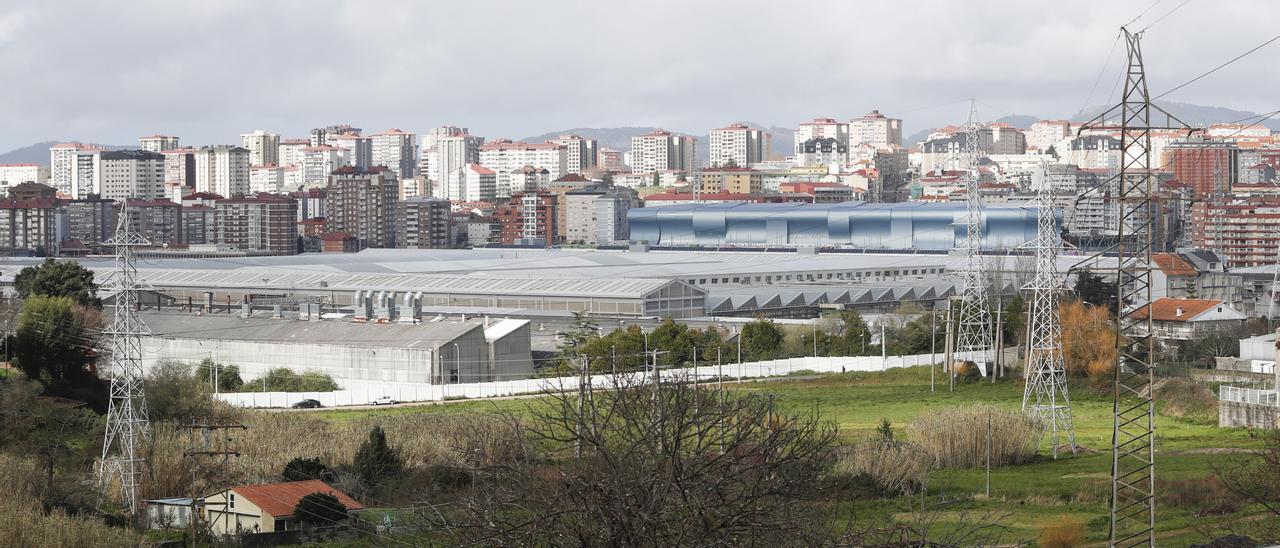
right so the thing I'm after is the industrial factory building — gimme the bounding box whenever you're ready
[138,312,534,384]
[627,202,1049,249]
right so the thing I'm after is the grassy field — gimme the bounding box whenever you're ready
[312,366,1265,546]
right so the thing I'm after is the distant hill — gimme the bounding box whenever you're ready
[0,141,132,166]
[994,115,1037,129]
[1070,101,1280,131]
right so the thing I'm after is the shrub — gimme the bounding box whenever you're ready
[260,368,340,392]
[1158,476,1237,516]
[1037,515,1085,548]
[906,404,1039,468]
[832,439,930,495]
[294,492,347,527]
[1153,379,1217,423]
[354,426,402,489]
[282,457,334,483]
[422,464,472,492]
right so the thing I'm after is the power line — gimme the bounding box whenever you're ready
[1138,0,1194,32]
[1153,32,1280,101]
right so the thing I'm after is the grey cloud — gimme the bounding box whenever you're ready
[1,0,1277,152]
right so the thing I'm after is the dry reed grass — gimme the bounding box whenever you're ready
[0,454,144,547]
[905,404,1039,468]
[833,439,931,494]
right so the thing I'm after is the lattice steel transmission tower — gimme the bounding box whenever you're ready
[99,210,153,512]
[955,98,994,374]
[1021,169,1076,458]
[1080,28,1192,547]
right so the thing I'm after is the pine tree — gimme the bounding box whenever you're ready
[354,426,401,487]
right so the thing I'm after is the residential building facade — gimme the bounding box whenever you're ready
[216,193,299,254]
[325,166,399,249]
[709,123,770,168]
[395,198,452,249]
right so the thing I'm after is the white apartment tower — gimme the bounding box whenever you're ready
[478,140,568,198]
[300,145,350,187]
[240,130,281,166]
[430,132,484,199]
[794,118,848,155]
[848,110,902,149]
[709,123,770,168]
[97,150,166,201]
[1028,120,1073,153]
[550,134,598,174]
[49,142,104,198]
[194,145,251,197]
[138,135,180,153]
[371,128,417,180]
[448,164,497,202]
[629,130,697,173]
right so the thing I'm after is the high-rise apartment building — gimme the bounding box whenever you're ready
[181,205,216,245]
[709,123,770,168]
[50,142,104,198]
[118,198,182,246]
[478,140,568,197]
[597,148,623,172]
[428,133,484,199]
[1166,138,1238,198]
[162,147,198,190]
[310,124,362,147]
[325,166,399,249]
[549,134,598,174]
[240,130,281,166]
[1027,120,1072,153]
[301,145,349,187]
[250,165,287,194]
[794,118,849,155]
[371,128,417,180]
[194,146,251,197]
[395,198,452,249]
[699,167,763,194]
[0,196,59,254]
[216,193,299,255]
[330,134,373,170]
[848,111,902,149]
[629,130,697,173]
[448,164,498,202]
[139,135,180,152]
[564,186,637,245]
[0,164,49,193]
[62,196,117,250]
[98,150,166,200]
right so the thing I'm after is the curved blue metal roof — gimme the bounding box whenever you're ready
[627,201,1054,251]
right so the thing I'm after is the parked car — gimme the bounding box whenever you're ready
[291,399,322,409]
[371,396,398,406]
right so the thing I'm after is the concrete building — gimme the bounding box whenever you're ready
[919,125,1028,172]
[1027,120,1072,152]
[194,146,251,197]
[848,110,901,149]
[216,193,299,255]
[277,139,309,171]
[564,186,630,245]
[509,166,551,195]
[426,132,484,199]
[550,134,598,174]
[778,181,858,203]
[597,148,623,171]
[249,165,286,194]
[0,164,49,194]
[310,124,362,147]
[329,134,373,170]
[1130,297,1247,342]
[325,166,399,249]
[1191,197,1280,267]
[1166,137,1237,198]
[98,150,165,200]
[62,196,117,250]
[371,128,416,180]
[709,123,770,168]
[119,199,182,246]
[794,118,848,155]
[629,130,696,174]
[395,198,452,249]
[202,480,363,535]
[0,197,59,254]
[291,188,326,221]
[239,130,280,167]
[49,143,104,198]
[698,167,763,194]
[478,140,568,197]
[138,135,179,153]
[448,164,497,203]
[794,137,849,168]
[181,205,215,245]
[300,145,349,187]
[161,147,199,194]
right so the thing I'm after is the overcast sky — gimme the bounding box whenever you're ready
[1,0,1277,152]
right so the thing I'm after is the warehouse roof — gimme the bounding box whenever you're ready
[141,312,482,349]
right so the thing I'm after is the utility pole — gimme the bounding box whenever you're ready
[930,311,937,392]
[179,417,245,545]
[576,356,586,458]
[993,300,1003,382]
[880,323,887,360]
[985,408,992,498]
[812,322,818,356]
[945,298,955,392]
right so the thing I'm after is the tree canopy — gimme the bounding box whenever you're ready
[14,258,100,309]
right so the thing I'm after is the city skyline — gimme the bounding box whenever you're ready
[2,0,1278,152]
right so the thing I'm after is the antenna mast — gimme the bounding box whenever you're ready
[99,207,153,512]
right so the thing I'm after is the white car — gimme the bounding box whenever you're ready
[371,396,398,406]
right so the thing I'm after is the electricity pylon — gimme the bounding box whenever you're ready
[955,99,995,375]
[1021,168,1076,458]
[1080,27,1193,547]
[99,209,153,512]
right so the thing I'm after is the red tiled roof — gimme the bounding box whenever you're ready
[231,480,363,518]
[553,173,591,183]
[0,163,40,167]
[468,164,496,175]
[320,232,353,241]
[1151,253,1197,277]
[1128,298,1224,323]
[182,192,224,200]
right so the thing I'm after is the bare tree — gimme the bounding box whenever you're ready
[421,373,840,547]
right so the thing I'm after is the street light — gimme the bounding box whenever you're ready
[451,342,461,384]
